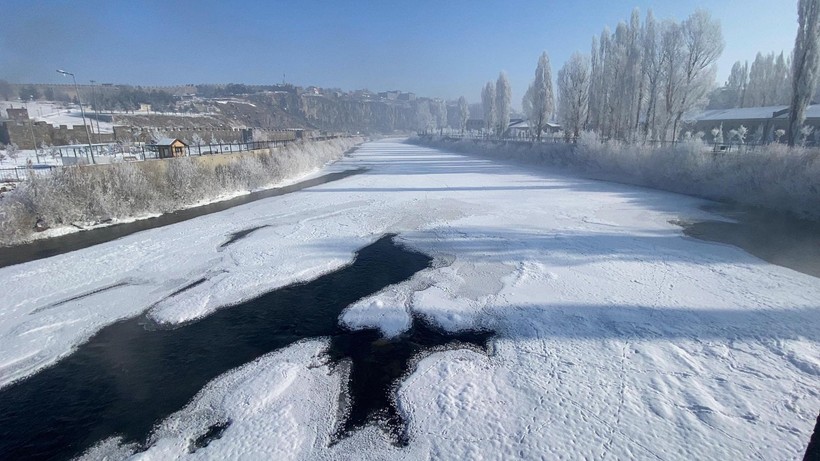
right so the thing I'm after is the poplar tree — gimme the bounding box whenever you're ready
[523,52,555,141]
[789,0,820,146]
[495,72,512,137]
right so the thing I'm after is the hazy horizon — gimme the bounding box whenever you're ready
[1,0,799,107]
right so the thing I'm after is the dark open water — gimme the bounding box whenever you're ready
[678,203,820,279]
[0,169,364,269]
[0,235,494,460]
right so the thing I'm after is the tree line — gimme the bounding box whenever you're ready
[476,0,820,147]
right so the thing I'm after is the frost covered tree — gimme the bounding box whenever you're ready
[582,8,722,142]
[149,129,168,143]
[743,52,792,106]
[773,52,793,104]
[670,10,723,141]
[641,9,664,141]
[481,82,496,134]
[191,133,205,148]
[495,72,512,137]
[789,0,820,146]
[415,100,433,133]
[523,52,554,141]
[457,96,469,134]
[6,143,19,162]
[557,52,591,139]
[433,99,448,135]
[724,61,749,108]
[522,84,534,134]
[658,20,685,142]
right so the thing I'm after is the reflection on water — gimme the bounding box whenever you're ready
[677,203,820,278]
[0,169,364,269]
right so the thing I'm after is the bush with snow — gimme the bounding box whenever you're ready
[0,138,361,245]
[413,136,820,220]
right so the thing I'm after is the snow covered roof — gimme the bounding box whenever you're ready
[153,137,187,146]
[694,105,820,122]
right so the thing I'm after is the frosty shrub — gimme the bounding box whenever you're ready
[0,137,361,245]
[413,135,820,219]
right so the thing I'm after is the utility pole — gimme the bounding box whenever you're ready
[57,69,95,164]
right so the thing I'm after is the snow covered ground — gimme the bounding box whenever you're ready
[1,100,115,133]
[1,139,818,459]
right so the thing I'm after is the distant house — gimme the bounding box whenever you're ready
[505,119,562,138]
[543,122,562,135]
[466,119,484,132]
[506,119,530,137]
[152,137,188,159]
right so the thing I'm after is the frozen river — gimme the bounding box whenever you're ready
[0,139,817,460]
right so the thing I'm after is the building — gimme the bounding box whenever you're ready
[378,90,400,100]
[504,119,562,138]
[691,105,820,143]
[5,108,30,121]
[506,119,530,137]
[151,137,188,158]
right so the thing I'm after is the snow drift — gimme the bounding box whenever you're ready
[0,138,362,245]
[412,135,820,220]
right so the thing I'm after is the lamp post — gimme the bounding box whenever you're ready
[89,79,102,136]
[56,69,95,164]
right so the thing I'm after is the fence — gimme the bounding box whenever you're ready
[3,135,348,182]
[0,165,57,183]
[419,132,790,153]
[48,135,345,163]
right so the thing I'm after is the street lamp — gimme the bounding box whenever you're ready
[89,80,102,136]
[56,69,95,164]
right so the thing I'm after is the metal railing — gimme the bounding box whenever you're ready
[2,135,349,182]
[419,132,799,153]
[0,165,57,182]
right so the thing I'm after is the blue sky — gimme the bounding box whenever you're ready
[0,0,798,107]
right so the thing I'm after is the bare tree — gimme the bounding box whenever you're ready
[789,0,820,146]
[671,10,723,141]
[642,9,664,141]
[495,72,512,137]
[6,143,20,163]
[458,96,469,134]
[557,52,591,139]
[659,20,685,142]
[481,82,496,134]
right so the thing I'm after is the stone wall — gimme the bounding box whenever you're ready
[0,121,115,149]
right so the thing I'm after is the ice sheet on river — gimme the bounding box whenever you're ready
[1,140,818,460]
